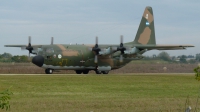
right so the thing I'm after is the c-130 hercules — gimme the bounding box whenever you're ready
[5,6,194,74]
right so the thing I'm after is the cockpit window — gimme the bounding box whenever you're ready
[46,48,54,53]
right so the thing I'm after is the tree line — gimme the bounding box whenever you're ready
[0,52,199,63]
[0,53,30,63]
[145,51,197,64]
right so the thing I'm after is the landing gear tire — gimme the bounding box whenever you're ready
[95,70,102,74]
[102,71,109,74]
[83,70,89,74]
[45,68,53,74]
[75,70,82,74]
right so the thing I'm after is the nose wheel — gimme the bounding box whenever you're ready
[45,68,53,74]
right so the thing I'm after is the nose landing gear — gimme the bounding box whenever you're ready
[45,68,53,74]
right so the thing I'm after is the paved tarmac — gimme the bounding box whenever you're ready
[0,73,195,75]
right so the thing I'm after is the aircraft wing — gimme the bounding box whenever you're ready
[135,45,194,50]
[5,45,26,47]
[5,45,42,55]
[4,45,42,48]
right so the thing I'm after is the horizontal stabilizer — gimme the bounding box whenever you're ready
[135,45,194,50]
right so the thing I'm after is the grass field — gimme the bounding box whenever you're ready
[0,74,200,112]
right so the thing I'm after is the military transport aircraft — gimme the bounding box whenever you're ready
[5,6,194,74]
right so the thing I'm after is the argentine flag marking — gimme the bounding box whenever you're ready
[146,21,150,26]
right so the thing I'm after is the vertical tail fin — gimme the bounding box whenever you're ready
[133,6,156,45]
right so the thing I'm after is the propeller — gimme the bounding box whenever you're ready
[25,36,34,60]
[117,35,126,62]
[51,37,54,45]
[92,36,101,63]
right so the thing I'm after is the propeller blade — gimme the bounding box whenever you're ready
[92,36,100,54]
[93,36,100,63]
[51,37,54,45]
[28,53,30,61]
[94,55,98,63]
[120,35,123,44]
[26,36,34,54]
[120,35,124,48]
[117,35,126,54]
[28,36,31,44]
[96,36,98,45]
[120,55,123,63]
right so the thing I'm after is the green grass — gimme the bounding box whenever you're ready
[0,74,200,112]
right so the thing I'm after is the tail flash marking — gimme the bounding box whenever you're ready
[143,9,153,23]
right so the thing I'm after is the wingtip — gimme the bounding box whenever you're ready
[188,45,195,47]
[179,45,195,47]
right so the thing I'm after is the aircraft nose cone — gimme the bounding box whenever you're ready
[32,55,44,67]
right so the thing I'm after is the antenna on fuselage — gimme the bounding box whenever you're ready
[51,37,54,45]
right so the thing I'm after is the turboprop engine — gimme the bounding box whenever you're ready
[99,47,112,55]
[124,47,140,55]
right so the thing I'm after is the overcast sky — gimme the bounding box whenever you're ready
[0,0,199,56]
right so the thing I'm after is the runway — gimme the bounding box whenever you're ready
[0,73,195,75]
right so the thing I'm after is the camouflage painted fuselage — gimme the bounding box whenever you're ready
[39,44,140,70]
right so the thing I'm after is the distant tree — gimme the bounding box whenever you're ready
[196,53,200,61]
[171,56,176,61]
[0,55,3,59]
[143,56,151,60]
[11,55,29,62]
[0,53,13,62]
[1,53,12,59]
[11,56,19,62]
[20,55,29,62]
[179,55,187,63]
[188,59,196,64]
[158,51,171,61]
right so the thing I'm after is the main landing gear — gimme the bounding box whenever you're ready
[75,70,109,74]
[75,70,90,74]
[45,68,53,74]
[95,70,109,74]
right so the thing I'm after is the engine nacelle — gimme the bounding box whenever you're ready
[124,47,139,55]
[99,47,112,55]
